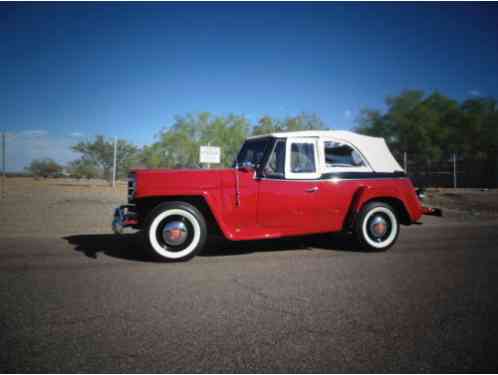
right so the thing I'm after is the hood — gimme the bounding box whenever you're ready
[132,168,230,198]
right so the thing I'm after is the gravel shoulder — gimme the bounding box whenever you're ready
[0,177,126,238]
[425,187,498,221]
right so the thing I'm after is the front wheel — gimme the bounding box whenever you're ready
[144,202,207,261]
[354,202,399,251]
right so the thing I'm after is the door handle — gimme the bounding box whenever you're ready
[305,186,319,193]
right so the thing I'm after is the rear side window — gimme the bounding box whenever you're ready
[291,143,316,173]
[324,141,364,167]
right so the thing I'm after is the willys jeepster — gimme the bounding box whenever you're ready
[112,130,441,261]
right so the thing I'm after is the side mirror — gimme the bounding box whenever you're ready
[239,161,256,172]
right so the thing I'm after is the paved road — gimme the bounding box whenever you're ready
[1,220,498,372]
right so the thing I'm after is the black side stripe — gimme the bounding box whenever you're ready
[320,171,407,180]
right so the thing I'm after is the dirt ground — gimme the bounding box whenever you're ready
[1,177,497,238]
[424,187,498,220]
[0,177,126,238]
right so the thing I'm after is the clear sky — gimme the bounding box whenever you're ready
[2,2,498,171]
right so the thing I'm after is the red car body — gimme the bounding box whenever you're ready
[114,130,438,261]
[131,167,423,241]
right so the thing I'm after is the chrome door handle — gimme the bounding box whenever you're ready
[306,186,319,193]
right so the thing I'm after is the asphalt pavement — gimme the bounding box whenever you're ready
[1,220,498,372]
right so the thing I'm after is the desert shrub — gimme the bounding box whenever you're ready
[66,159,100,179]
[25,158,63,178]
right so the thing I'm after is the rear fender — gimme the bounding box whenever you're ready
[346,185,414,227]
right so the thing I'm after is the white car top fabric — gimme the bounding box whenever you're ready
[249,130,404,174]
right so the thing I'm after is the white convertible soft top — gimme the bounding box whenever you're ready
[248,130,404,173]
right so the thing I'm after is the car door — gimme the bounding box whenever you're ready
[258,137,323,232]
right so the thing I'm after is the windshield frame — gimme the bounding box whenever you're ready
[234,137,275,171]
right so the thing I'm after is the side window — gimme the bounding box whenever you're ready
[324,141,365,167]
[264,140,285,178]
[291,143,316,173]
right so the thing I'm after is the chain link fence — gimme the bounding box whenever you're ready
[394,151,498,188]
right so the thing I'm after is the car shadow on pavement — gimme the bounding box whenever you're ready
[64,233,153,262]
[64,232,360,262]
[201,232,359,257]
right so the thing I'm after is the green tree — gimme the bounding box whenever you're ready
[459,98,498,159]
[355,109,392,139]
[200,114,250,166]
[25,158,63,178]
[384,90,428,159]
[144,112,328,169]
[147,113,250,168]
[139,143,164,169]
[356,90,459,163]
[356,88,498,188]
[251,112,327,136]
[66,159,99,179]
[283,113,327,132]
[72,136,139,179]
[252,115,282,136]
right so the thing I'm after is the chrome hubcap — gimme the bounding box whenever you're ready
[162,221,188,246]
[369,215,388,239]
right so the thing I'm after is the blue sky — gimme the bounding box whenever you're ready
[2,2,498,171]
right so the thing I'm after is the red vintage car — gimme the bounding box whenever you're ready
[112,130,440,261]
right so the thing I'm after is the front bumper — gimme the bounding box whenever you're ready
[112,205,139,234]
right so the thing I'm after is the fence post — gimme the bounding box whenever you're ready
[453,152,457,189]
[2,132,5,199]
[112,137,117,188]
[403,152,407,172]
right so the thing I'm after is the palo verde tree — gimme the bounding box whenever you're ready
[143,113,251,168]
[141,112,328,169]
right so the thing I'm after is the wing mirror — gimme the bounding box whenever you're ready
[239,161,256,172]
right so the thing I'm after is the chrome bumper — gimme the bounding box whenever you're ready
[112,205,138,234]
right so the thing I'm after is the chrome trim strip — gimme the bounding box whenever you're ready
[258,176,409,182]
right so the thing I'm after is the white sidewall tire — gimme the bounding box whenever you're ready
[360,206,398,250]
[148,208,202,260]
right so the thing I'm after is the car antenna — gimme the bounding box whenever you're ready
[234,160,241,207]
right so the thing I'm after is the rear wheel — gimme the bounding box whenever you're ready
[144,202,207,261]
[354,201,399,251]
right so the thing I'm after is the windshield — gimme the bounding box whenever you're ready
[235,138,272,166]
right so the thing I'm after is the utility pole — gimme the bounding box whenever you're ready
[453,152,457,189]
[403,152,407,173]
[2,132,5,199]
[112,137,117,188]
